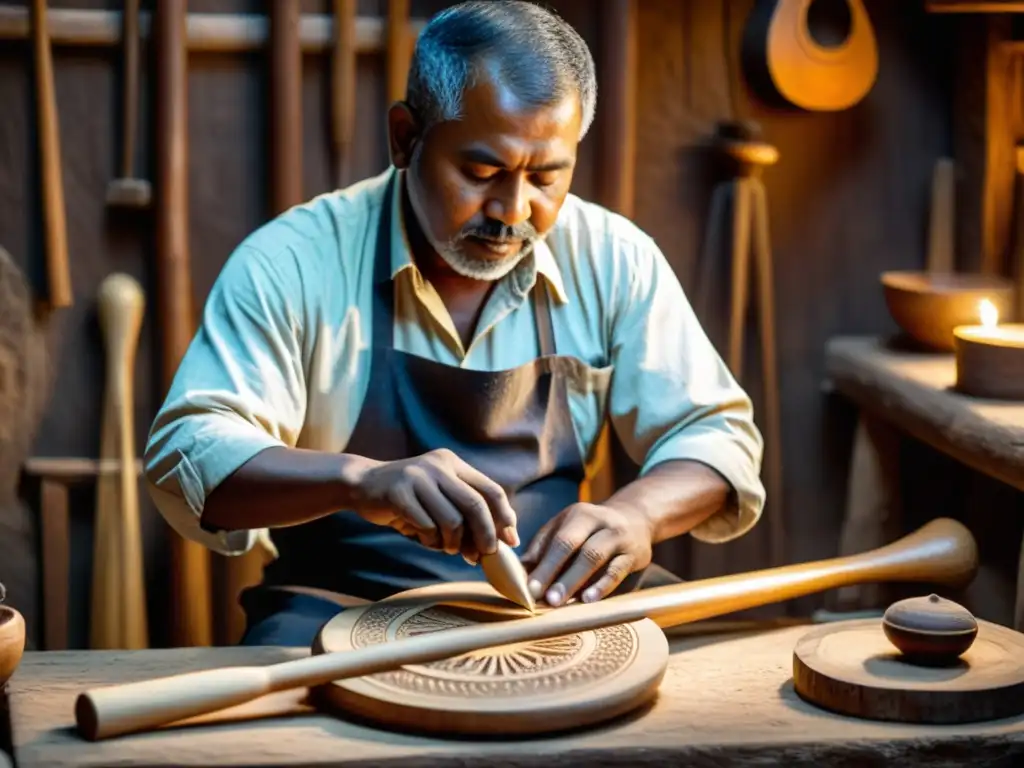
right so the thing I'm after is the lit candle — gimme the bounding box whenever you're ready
[953,298,1024,400]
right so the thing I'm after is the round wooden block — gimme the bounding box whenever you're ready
[793,618,1024,724]
[312,581,669,737]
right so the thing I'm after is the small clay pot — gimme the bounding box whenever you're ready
[882,593,978,665]
[0,603,25,687]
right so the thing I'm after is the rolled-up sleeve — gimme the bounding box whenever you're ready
[144,244,309,556]
[606,236,765,544]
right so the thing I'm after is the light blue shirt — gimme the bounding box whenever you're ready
[144,167,766,557]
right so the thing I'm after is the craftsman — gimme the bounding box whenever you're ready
[143,0,766,646]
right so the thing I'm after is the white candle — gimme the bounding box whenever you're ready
[953,298,1024,399]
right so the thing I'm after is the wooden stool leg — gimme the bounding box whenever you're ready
[833,413,904,611]
[39,478,69,650]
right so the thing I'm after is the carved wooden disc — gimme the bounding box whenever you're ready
[793,618,1024,724]
[312,581,669,737]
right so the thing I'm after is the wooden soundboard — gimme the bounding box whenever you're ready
[6,622,1024,768]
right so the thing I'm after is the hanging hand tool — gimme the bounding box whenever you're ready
[30,0,72,309]
[105,0,150,209]
[91,274,149,650]
[696,121,785,568]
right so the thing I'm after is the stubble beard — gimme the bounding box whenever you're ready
[406,167,534,282]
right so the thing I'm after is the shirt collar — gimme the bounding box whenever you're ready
[388,167,568,304]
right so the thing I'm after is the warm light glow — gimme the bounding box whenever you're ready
[979,298,999,328]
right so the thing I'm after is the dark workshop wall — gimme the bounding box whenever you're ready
[0,0,957,648]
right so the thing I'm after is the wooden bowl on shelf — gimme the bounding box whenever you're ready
[880,271,1015,351]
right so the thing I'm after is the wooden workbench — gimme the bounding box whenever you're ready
[4,621,1024,767]
[824,335,1024,627]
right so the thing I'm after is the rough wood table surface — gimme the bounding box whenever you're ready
[824,335,1024,493]
[6,622,1024,767]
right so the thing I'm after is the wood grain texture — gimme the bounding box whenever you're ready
[793,618,1024,724]
[953,14,1017,275]
[153,0,211,649]
[8,625,1024,767]
[29,0,71,310]
[825,336,1024,493]
[313,582,668,737]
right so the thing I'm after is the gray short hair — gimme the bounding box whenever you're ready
[405,1,597,140]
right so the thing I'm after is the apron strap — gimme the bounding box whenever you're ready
[371,173,398,351]
[532,278,556,357]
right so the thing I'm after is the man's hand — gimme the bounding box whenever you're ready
[349,448,519,561]
[519,502,653,607]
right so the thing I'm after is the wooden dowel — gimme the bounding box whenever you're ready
[30,0,72,310]
[0,5,424,53]
[386,0,410,104]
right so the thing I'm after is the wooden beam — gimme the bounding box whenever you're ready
[928,1,1024,11]
[953,14,1017,275]
[0,5,425,52]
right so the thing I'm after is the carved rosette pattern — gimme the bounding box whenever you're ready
[349,603,639,698]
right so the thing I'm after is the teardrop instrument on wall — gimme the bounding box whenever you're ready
[741,0,879,112]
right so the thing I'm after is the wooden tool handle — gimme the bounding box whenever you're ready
[75,517,977,740]
[386,0,409,104]
[30,0,72,309]
[331,0,357,188]
[118,0,141,179]
[96,274,148,649]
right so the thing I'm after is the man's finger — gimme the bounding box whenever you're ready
[413,477,464,554]
[455,463,518,546]
[520,518,556,569]
[580,554,634,603]
[439,475,498,555]
[545,530,617,606]
[390,484,436,532]
[525,509,600,603]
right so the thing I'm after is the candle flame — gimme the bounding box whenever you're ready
[979,298,999,328]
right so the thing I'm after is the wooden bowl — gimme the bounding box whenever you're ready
[880,271,1015,351]
[0,604,25,687]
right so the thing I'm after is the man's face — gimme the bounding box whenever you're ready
[394,73,581,281]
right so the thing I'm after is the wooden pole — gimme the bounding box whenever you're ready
[29,0,72,310]
[582,0,637,505]
[154,0,212,648]
[270,1,303,213]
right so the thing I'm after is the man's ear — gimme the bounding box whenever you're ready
[387,102,422,169]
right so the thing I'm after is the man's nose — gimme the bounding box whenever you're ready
[484,175,531,227]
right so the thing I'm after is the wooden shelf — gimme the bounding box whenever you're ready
[927,1,1024,12]
[0,4,425,52]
